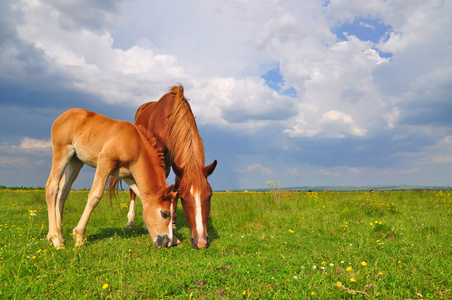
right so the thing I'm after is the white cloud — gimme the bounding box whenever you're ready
[188,77,297,130]
[0,138,51,154]
[5,0,449,140]
[316,169,341,177]
[20,137,51,149]
[247,163,274,176]
[10,0,188,105]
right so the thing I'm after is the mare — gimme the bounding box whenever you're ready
[45,108,177,249]
[110,85,216,249]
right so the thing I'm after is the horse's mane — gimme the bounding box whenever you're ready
[167,85,206,189]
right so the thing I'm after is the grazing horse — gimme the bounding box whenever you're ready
[45,108,177,249]
[111,85,217,249]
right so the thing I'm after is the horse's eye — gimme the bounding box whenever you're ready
[180,197,186,204]
[160,210,170,219]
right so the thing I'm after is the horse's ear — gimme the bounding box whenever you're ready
[172,162,184,178]
[163,185,177,201]
[204,160,217,177]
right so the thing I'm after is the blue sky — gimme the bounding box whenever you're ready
[0,0,451,190]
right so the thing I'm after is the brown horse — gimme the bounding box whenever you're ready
[45,108,177,249]
[111,85,217,249]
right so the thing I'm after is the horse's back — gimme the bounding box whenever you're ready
[135,96,173,148]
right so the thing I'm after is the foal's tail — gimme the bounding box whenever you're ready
[107,176,122,202]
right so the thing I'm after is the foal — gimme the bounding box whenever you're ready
[45,108,177,248]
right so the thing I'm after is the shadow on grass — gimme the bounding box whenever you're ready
[85,206,220,248]
[88,225,149,243]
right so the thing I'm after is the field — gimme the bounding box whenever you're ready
[0,189,451,299]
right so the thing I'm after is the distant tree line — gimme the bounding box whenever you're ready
[0,186,44,190]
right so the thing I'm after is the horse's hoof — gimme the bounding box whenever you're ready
[172,236,181,247]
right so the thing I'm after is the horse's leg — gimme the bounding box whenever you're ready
[171,195,181,246]
[127,189,137,228]
[165,163,179,237]
[171,196,178,234]
[45,145,75,248]
[55,157,84,241]
[72,155,115,246]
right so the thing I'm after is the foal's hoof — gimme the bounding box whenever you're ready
[47,233,64,248]
[50,238,65,248]
[126,222,135,228]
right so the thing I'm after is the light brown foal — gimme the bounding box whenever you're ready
[45,108,177,248]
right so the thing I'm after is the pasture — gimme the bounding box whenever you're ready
[0,189,451,299]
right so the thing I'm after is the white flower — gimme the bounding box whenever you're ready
[313,265,317,269]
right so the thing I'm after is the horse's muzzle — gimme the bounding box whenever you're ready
[191,235,210,249]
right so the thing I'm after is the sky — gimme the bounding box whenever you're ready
[0,0,451,190]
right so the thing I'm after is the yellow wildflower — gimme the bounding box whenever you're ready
[361,261,367,266]
[346,266,352,272]
[102,283,109,289]
[350,278,356,282]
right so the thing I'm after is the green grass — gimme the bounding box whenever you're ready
[0,189,451,299]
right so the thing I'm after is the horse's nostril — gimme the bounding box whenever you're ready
[191,238,199,249]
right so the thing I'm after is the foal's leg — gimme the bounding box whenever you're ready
[73,156,115,246]
[55,157,84,241]
[45,145,75,248]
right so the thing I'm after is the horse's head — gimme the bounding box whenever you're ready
[172,160,217,249]
[142,185,178,248]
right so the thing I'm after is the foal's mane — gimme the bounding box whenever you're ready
[136,125,166,172]
[108,124,165,201]
[167,85,206,189]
